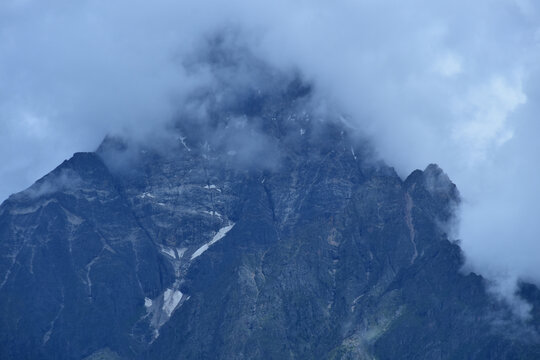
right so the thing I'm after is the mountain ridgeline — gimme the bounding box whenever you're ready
[0,80,539,359]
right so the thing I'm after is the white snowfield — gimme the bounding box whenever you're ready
[160,246,176,258]
[139,192,155,199]
[162,288,183,317]
[191,223,235,260]
[202,210,223,218]
[144,223,235,339]
[144,297,153,308]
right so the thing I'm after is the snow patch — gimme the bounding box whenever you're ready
[203,184,221,192]
[190,243,209,260]
[139,192,155,199]
[202,210,223,218]
[176,248,187,259]
[144,297,153,308]
[212,224,235,243]
[179,136,191,151]
[162,288,183,317]
[176,247,187,258]
[191,223,235,260]
[160,246,176,258]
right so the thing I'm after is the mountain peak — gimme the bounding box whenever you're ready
[1,95,539,359]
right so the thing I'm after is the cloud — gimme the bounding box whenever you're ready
[433,52,463,78]
[1,0,540,315]
[16,168,82,200]
[451,76,526,164]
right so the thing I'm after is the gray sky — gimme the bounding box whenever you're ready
[1,0,540,314]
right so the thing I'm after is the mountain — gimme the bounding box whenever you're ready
[0,79,539,360]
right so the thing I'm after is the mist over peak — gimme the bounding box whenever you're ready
[2,0,540,318]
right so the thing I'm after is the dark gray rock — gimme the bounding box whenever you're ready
[0,80,539,359]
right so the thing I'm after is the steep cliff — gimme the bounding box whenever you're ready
[0,82,539,359]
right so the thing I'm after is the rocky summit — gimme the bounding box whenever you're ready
[0,81,539,360]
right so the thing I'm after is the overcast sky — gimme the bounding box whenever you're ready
[1,0,540,314]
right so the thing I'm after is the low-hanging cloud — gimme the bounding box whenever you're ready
[2,0,540,314]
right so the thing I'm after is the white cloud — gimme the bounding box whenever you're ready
[433,52,463,77]
[1,0,540,315]
[452,76,526,164]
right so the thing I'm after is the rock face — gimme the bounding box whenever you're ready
[0,82,539,360]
